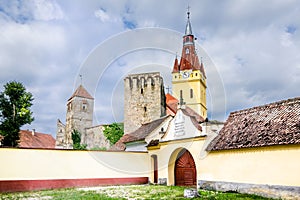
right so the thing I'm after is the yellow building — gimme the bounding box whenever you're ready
[172,11,207,119]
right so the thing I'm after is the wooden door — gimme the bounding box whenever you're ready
[175,150,196,186]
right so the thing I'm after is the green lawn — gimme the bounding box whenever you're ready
[0,185,275,200]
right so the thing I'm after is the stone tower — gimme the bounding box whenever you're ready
[172,10,207,119]
[56,85,94,148]
[124,72,166,134]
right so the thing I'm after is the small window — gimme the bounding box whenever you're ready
[175,75,177,79]
[186,48,190,54]
[144,106,147,112]
[141,88,144,94]
[190,89,193,98]
[195,73,198,76]
[82,103,87,111]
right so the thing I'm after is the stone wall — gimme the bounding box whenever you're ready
[199,180,300,199]
[55,119,66,148]
[124,72,166,134]
[82,125,111,150]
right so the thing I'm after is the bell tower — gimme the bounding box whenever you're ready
[172,10,207,119]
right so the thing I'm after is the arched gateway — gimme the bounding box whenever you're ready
[175,149,196,186]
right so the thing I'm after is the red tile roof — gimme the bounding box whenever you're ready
[19,130,55,149]
[166,93,178,116]
[207,97,300,151]
[68,85,93,101]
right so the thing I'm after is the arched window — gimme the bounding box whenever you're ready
[185,48,190,54]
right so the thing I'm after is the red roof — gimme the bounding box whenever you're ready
[166,93,179,116]
[207,97,300,151]
[68,85,93,101]
[19,130,55,149]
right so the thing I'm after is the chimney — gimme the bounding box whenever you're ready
[32,129,35,136]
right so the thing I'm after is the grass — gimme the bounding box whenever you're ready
[0,185,276,200]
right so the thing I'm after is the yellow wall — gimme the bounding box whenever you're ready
[1,142,299,188]
[148,138,300,187]
[0,148,150,180]
[172,69,207,118]
[200,145,300,187]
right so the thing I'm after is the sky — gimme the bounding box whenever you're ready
[0,0,299,137]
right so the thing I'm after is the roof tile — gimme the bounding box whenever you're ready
[207,97,300,151]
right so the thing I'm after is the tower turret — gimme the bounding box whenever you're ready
[172,10,207,119]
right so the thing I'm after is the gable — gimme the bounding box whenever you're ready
[162,109,203,141]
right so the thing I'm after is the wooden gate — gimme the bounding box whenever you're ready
[175,150,196,186]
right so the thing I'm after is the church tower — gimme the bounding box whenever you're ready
[124,72,166,134]
[64,85,94,148]
[172,10,207,119]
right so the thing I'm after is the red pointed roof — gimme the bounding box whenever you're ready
[172,57,179,73]
[68,85,93,100]
[172,12,206,77]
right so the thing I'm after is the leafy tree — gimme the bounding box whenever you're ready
[103,123,124,145]
[71,129,87,150]
[0,81,34,147]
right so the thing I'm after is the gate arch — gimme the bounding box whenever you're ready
[175,149,196,186]
[168,148,196,186]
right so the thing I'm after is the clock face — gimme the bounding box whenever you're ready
[181,71,190,79]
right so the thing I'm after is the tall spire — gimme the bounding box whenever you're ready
[185,6,192,35]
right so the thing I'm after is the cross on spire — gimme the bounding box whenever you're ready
[187,5,190,19]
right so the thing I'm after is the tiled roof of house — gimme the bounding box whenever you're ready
[19,130,56,149]
[166,93,178,116]
[111,116,170,151]
[207,97,300,151]
[68,85,93,100]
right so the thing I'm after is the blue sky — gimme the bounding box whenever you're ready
[0,0,299,137]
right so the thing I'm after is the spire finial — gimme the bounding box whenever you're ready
[185,6,192,35]
[79,74,83,85]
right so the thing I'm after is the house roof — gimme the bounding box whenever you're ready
[181,107,204,131]
[68,85,94,101]
[19,130,56,149]
[207,97,300,151]
[166,93,205,129]
[111,116,170,151]
[166,93,178,116]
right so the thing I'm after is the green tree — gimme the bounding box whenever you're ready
[71,129,87,150]
[103,123,124,145]
[0,81,34,147]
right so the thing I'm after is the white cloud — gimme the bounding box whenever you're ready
[1,0,300,136]
[94,8,110,22]
[33,0,64,21]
